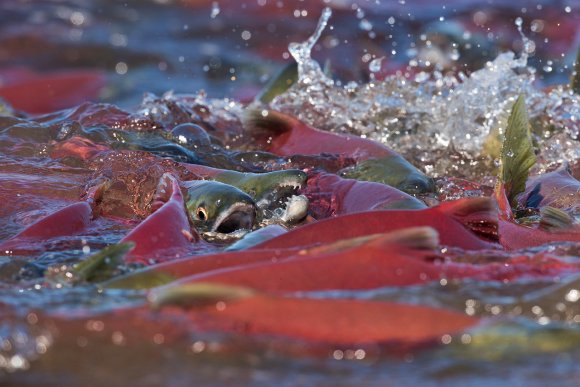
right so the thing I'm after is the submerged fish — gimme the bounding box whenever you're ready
[182,179,257,234]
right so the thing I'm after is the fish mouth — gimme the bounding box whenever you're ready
[257,176,306,211]
[212,202,256,234]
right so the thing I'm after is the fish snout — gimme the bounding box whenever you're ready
[399,175,436,195]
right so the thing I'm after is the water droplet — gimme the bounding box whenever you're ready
[359,19,373,31]
[210,1,220,18]
[241,30,251,40]
[369,57,384,73]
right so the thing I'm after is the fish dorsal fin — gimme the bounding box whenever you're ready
[46,242,135,285]
[367,227,440,250]
[148,283,256,309]
[499,94,536,207]
[303,227,439,256]
[539,206,574,231]
[242,109,299,139]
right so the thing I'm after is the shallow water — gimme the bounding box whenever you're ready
[1,1,579,386]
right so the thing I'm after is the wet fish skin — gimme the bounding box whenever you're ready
[250,197,500,251]
[213,168,308,224]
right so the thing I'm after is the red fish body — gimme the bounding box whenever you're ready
[0,201,92,255]
[169,236,472,292]
[37,296,478,351]
[245,110,397,160]
[186,296,478,347]
[121,173,207,264]
[0,68,106,114]
[251,197,500,251]
[498,220,580,250]
[167,233,576,293]
[304,171,426,218]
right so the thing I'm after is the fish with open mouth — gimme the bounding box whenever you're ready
[181,180,257,235]
[211,169,309,225]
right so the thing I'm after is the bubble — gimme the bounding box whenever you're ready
[115,62,128,75]
[70,11,85,26]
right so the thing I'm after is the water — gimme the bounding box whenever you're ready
[271,8,579,181]
[1,1,579,386]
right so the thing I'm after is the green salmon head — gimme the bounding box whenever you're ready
[183,180,257,234]
[214,169,307,206]
[340,156,435,195]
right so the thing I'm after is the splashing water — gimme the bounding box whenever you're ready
[288,7,333,87]
[137,8,578,181]
[268,10,579,179]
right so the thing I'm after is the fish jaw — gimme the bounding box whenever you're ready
[211,202,256,233]
[183,180,258,234]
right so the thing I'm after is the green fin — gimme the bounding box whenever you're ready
[572,48,580,94]
[499,95,536,207]
[101,269,176,290]
[148,282,256,309]
[46,242,134,286]
[256,62,298,104]
[539,206,574,231]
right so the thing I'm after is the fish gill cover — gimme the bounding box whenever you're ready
[0,1,579,386]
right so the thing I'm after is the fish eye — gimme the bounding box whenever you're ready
[196,207,208,221]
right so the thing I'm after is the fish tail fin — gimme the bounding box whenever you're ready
[242,109,298,142]
[369,227,440,250]
[439,197,499,242]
